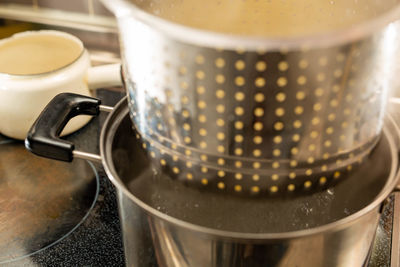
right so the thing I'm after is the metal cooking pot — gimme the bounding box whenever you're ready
[25,93,400,267]
[99,0,400,195]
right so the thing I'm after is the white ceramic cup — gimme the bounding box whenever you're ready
[0,30,122,140]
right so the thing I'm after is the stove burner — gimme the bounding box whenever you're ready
[0,137,99,264]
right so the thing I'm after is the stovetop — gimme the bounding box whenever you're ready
[0,88,398,267]
[0,89,125,266]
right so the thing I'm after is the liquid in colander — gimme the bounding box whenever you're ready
[133,0,399,37]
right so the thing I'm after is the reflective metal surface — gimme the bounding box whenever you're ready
[0,138,99,264]
[367,193,393,267]
[390,192,400,267]
[101,98,400,267]
[103,0,400,195]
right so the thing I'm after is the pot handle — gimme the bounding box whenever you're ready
[25,93,105,162]
[87,63,123,90]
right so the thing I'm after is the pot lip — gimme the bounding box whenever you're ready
[101,97,400,240]
[104,0,400,50]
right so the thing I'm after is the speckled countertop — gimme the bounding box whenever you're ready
[0,89,397,267]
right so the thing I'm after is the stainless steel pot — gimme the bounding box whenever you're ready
[25,93,400,267]
[100,0,400,195]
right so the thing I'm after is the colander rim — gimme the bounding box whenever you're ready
[103,0,400,50]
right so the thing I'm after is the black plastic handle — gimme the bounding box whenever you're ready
[25,93,101,162]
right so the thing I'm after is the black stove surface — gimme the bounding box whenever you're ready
[1,89,125,267]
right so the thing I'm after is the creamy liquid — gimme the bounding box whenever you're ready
[136,0,397,37]
[0,34,82,75]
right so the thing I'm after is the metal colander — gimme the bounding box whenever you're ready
[105,0,400,195]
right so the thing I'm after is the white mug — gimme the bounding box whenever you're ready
[0,30,122,140]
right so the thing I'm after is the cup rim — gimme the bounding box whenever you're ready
[0,30,85,78]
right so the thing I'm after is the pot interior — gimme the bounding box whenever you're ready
[104,99,398,234]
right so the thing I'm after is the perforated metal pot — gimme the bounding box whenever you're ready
[101,0,400,195]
